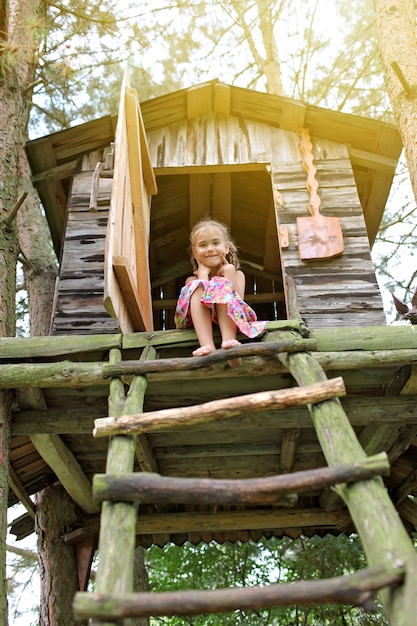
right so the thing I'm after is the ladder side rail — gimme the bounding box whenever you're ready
[92,346,154,626]
[267,328,417,626]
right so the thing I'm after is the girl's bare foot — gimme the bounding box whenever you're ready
[192,345,214,356]
[221,339,241,368]
[221,339,240,349]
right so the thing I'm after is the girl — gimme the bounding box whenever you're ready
[174,218,266,366]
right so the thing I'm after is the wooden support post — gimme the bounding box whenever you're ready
[266,328,417,626]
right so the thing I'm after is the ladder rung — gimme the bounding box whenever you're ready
[93,377,346,437]
[101,338,317,378]
[93,452,390,505]
[73,563,404,620]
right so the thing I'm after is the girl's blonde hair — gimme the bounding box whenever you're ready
[190,218,240,272]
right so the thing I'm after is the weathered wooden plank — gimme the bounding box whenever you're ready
[156,455,326,478]
[312,326,417,352]
[12,396,417,436]
[52,319,119,336]
[360,424,400,457]
[397,497,417,526]
[153,443,284,459]
[135,507,352,536]
[136,433,158,473]
[54,278,106,291]
[125,87,154,331]
[121,319,308,349]
[103,72,135,334]
[280,428,300,474]
[2,322,417,369]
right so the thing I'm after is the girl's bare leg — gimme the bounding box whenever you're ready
[216,303,241,367]
[189,287,216,356]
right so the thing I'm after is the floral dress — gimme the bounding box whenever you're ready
[174,276,266,338]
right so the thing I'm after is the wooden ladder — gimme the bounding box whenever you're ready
[73,321,417,625]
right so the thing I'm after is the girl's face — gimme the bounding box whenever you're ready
[192,225,229,269]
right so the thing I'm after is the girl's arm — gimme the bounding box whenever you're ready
[185,262,211,285]
[220,264,245,298]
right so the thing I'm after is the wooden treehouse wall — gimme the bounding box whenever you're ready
[51,149,119,335]
[271,139,386,328]
[50,105,386,335]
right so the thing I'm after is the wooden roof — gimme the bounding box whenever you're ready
[25,80,402,259]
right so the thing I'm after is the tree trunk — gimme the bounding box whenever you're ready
[16,154,58,337]
[0,392,13,623]
[230,0,287,96]
[373,0,417,200]
[0,1,42,623]
[132,547,150,626]
[36,484,86,626]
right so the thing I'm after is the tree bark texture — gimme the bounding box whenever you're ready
[0,391,12,624]
[1,1,44,624]
[132,547,150,626]
[374,0,417,202]
[16,160,58,337]
[36,484,86,626]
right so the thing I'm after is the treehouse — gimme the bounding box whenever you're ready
[5,74,417,621]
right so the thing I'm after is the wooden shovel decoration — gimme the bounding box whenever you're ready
[297,129,344,261]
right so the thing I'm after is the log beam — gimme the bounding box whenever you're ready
[30,434,99,515]
[92,453,390,505]
[93,377,346,437]
[73,563,404,620]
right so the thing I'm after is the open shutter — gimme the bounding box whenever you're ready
[104,69,157,332]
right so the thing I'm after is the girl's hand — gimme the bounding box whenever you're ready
[218,256,245,298]
[193,261,211,281]
[218,256,236,280]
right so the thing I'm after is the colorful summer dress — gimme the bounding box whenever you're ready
[174,277,267,338]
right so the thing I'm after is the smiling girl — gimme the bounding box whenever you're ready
[174,218,266,366]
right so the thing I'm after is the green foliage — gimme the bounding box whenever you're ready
[145,535,389,625]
